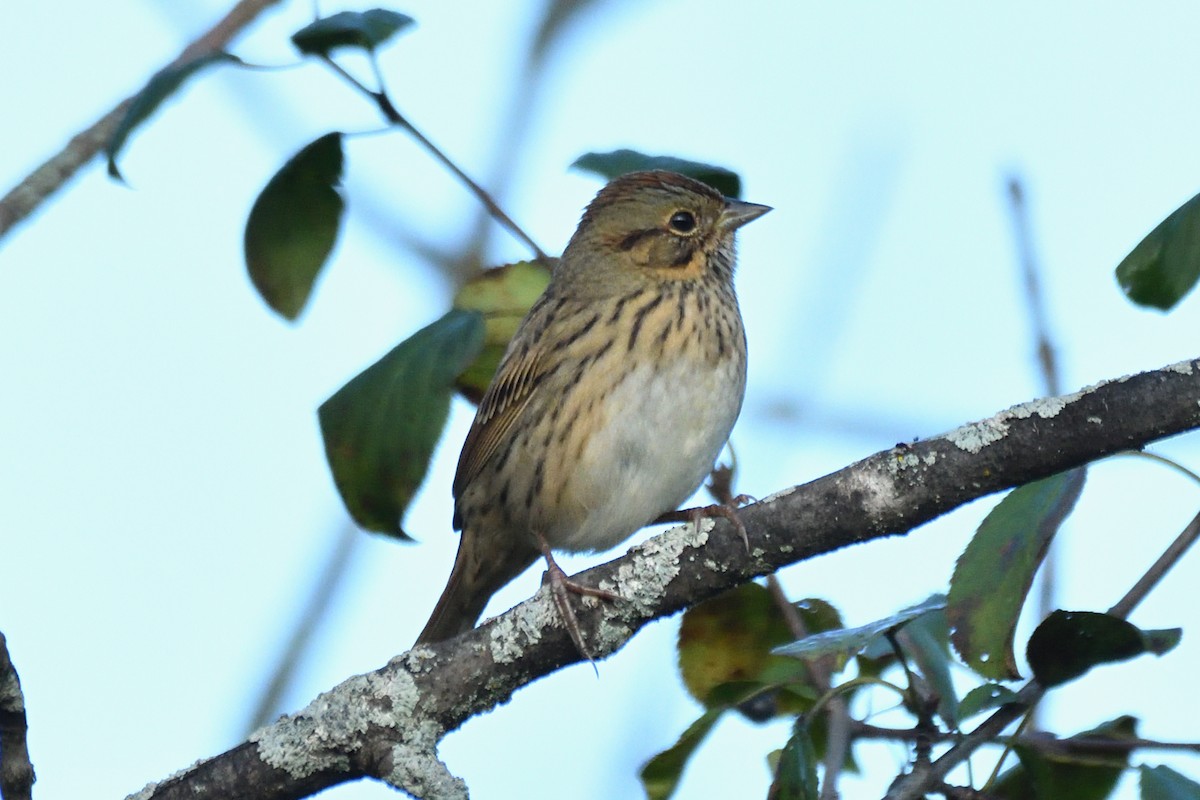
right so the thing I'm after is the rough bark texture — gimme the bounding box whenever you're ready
[127,357,1200,800]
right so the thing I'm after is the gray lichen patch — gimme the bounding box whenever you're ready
[945,416,1010,454]
[125,759,210,800]
[384,745,468,800]
[252,668,422,779]
[489,600,548,664]
[887,448,940,475]
[602,519,712,604]
[944,391,1081,454]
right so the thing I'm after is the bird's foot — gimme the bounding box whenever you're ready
[656,494,755,551]
[536,533,621,663]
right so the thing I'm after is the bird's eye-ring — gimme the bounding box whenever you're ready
[668,210,697,234]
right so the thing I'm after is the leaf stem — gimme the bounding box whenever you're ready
[318,55,550,263]
[1117,449,1200,489]
[806,676,904,723]
[980,707,1033,791]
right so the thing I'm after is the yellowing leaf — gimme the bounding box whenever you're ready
[452,260,551,401]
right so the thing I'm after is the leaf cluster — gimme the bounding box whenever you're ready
[645,466,1194,799]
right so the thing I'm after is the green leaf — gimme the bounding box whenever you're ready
[958,683,1020,719]
[1141,765,1200,799]
[319,310,484,538]
[993,716,1136,800]
[773,596,945,661]
[640,708,724,800]
[106,51,242,180]
[948,469,1086,680]
[769,721,820,800]
[1027,610,1181,688]
[452,260,552,402]
[1116,191,1200,310]
[244,133,345,320]
[572,149,742,198]
[291,9,415,56]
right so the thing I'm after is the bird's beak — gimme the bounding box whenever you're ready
[720,199,772,231]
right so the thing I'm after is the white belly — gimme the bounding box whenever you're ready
[544,354,745,552]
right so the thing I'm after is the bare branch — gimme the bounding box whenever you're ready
[128,356,1200,800]
[0,0,284,243]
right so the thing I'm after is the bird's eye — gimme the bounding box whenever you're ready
[668,210,697,234]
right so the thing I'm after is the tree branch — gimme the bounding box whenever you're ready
[0,0,283,243]
[0,632,35,800]
[127,356,1200,800]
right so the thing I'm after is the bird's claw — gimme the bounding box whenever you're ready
[678,495,754,552]
[536,533,622,665]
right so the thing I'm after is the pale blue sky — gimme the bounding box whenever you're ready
[4,2,1200,798]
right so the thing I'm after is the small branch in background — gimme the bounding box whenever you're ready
[242,522,363,735]
[450,0,602,280]
[0,632,35,800]
[1109,507,1200,619]
[318,55,549,264]
[1005,174,1064,728]
[765,575,852,800]
[1006,176,1061,397]
[709,459,850,797]
[0,0,285,244]
[854,721,1200,754]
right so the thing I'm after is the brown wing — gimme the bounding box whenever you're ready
[451,328,548,528]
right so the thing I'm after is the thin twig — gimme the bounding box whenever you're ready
[765,576,852,799]
[241,523,363,735]
[1006,176,1061,397]
[0,632,35,800]
[853,721,1200,753]
[1117,449,1200,489]
[980,706,1033,792]
[1109,507,1200,619]
[0,0,284,243]
[1006,174,1064,731]
[318,55,550,263]
[882,683,1043,800]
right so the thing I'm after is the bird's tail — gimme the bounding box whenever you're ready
[415,529,539,645]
